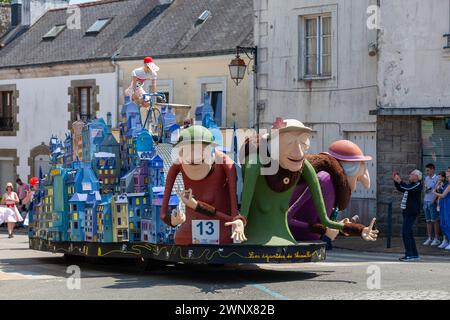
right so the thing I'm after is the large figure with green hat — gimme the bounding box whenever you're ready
[226,118,378,246]
[160,125,243,245]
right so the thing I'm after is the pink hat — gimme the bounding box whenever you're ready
[323,140,372,162]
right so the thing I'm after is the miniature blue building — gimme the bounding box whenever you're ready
[120,97,142,174]
[69,192,87,242]
[96,195,113,243]
[148,155,164,188]
[126,192,147,242]
[141,186,178,244]
[47,166,70,242]
[84,191,101,242]
[82,118,109,162]
[33,97,190,246]
[63,133,73,168]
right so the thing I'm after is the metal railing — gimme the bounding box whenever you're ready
[379,201,393,248]
[0,117,14,131]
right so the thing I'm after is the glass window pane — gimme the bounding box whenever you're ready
[306,37,317,56]
[322,54,331,76]
[80,88,88,116]
[305,18,317,36]
[43,25,65,39]
[306,55,317,75]
[322,35,331,55]
[322,16,331,36]
[86,18,111,34]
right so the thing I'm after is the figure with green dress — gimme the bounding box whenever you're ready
[225,118,379,246]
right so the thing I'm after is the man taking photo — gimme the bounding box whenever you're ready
[393,169,423,262]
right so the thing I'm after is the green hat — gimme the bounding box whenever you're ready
[176,125,216,146]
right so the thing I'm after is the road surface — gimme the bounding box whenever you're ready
[1,233,449,300]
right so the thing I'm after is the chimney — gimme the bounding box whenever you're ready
[11,0,22,27]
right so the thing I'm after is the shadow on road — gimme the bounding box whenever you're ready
[0,253,335,293]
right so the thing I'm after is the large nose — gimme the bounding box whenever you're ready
[290,143,305,159]
[358,167,371,189]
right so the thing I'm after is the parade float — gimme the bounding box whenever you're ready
[27,91,377,267]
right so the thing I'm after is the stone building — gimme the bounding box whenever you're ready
[252,0,379,223]
[375,0,450,233]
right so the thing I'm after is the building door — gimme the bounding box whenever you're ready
[0,158,14,195]
[345,132,377,199]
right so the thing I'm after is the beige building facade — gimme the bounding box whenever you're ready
[118,54,251,129]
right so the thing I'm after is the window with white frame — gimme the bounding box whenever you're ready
[304,14,332,78]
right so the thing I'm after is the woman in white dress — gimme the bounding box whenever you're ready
[0,182,23,238]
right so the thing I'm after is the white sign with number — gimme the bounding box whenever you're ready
[192,220,220,244]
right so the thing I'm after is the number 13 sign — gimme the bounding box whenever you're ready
[192,220,220,244]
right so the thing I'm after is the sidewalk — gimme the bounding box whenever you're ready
[0,226,28,235]
[2,226,448,257]
[333,236,450,257]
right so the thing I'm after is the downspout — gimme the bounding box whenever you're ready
[111,52,120,128]
[252,0,260,130]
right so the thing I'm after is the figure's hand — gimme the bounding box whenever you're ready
[170,208,186,226]
[324,228,340,241]
[361,218,379,241]
[225,219,247,243]
[176,188,198,210]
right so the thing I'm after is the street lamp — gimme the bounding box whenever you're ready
[228,46,258,86]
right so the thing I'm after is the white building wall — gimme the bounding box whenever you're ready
[254,0,378,150]
[0,72,117,179]
[378,0,450,109]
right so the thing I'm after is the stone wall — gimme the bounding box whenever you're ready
[377,115,424,235]
[0,4,11,37]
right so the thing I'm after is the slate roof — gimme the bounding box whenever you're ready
[117,0,254,60]
[0,0,158,68]
[0,0,253,69]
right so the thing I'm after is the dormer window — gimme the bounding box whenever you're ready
[195,10,211,26]
[42,24,66,40]
[86,18,112,34]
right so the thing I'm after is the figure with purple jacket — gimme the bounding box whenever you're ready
[288,140,376,243]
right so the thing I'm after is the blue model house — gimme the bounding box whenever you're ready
[82,118,109,162]
[48,166,70,242]
[84,191,101,242]
[119,97,142,174]
[141,186,178,244]
[96,194,113,243]
[126,192,147,242]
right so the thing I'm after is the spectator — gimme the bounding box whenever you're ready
[423,164,441,246]
[0,182,23,238]
[393,170,423,262]
[433,168,450,250]
[22,177,40,227]
[16,178,30,212]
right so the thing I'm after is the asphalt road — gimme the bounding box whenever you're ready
[1,233,450,300]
